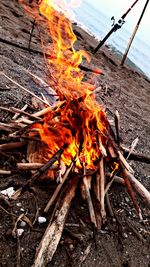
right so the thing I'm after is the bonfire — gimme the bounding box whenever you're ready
[0,0,150,266]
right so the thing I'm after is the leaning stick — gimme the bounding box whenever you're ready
[112,174,150,208]
[32,177,78,267]
[125,170,150,208]
[1,72,49,106]
[11,144,68,200]
[83,168,97,228]
[114,110,120,146]
[99,156,106,219]
[44,162,74,213]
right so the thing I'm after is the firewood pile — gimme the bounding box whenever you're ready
[0,1,150,266]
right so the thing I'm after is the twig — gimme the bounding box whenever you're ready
[1,72,49,106]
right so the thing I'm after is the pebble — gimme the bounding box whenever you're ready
[17,229,24,237]
[20,221,26,227]
[1,187,15,198]
[38,216,47,224]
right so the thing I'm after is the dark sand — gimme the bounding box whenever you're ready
[0,1,150,266]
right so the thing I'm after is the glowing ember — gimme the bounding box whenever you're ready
[22,0,111,169]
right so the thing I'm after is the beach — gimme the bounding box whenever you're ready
[0,0,150,266]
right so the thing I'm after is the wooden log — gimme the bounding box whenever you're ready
[17,163,44,170]
[32,177,78,267]
[0,142,27,151]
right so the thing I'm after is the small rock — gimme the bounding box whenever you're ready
[16,203,22,207]
[20,208,24,212]
[38,216,47,224]
[1,187,15,198]
[17,229,24,237]
[20,221,26,227]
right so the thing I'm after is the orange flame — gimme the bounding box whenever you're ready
[22,0,110,169]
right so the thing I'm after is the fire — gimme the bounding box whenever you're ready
[23,0,110,169]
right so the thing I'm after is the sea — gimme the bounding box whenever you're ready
[73,0,150,79]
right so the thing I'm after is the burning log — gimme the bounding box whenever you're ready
[32,177,79,267]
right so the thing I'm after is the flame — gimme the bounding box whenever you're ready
[22,0,110,169]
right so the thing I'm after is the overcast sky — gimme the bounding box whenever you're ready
[87,0,150,44]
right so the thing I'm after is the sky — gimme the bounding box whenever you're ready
[86,0,150,44]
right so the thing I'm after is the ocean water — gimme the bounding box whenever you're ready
[73,0,150,79]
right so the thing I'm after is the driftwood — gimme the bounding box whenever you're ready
[32,177,78,267]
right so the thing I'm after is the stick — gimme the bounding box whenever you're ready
[0,170,11,175]
[13,104,28,120]
[0,142,27,151]
[121,145,150,164]
[44,162,74,213]
[83,170,97,228]
[114,110,120,146]
[32,177,78,267]
[125,170,150,208]
[1,72,49,106]
[16,162,58,171]
[99,157,106,220]
[11,144,68,200]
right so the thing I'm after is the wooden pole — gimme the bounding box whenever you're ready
[121,0,149,65]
